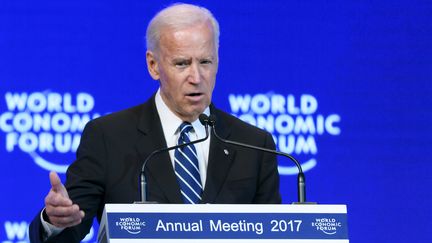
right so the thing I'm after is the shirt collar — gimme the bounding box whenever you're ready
[155,89,210,138]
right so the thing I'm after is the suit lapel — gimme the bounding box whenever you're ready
[134,95,182,203]
[201,107,236,203]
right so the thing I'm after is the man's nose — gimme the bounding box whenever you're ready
[188,63,202,84]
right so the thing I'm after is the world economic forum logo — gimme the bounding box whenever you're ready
[0,91,101,173]
[311,217,343,235]
[115,217,146,234]
[228,92,341,175]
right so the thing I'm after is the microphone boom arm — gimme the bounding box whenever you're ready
[138,122,209,203]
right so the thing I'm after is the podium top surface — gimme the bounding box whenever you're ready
[104,203,347,214]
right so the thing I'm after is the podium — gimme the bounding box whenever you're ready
[98,204,349,243]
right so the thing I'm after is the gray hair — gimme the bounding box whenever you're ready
[146,3,220,52]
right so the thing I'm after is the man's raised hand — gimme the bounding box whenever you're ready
[44,171,85,228]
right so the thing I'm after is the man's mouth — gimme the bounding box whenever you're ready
[185,92,205,102]
[187,92,203,97]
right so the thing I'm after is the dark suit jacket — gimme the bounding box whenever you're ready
[29,95,281,243]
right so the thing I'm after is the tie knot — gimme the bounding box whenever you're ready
[179,122,193,135]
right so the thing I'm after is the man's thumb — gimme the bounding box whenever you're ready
[49,171,63,192]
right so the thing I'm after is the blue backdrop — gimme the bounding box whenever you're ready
[1,0,431,242]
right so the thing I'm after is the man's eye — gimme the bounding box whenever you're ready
[200,60,212,65]
[175,62,188,67]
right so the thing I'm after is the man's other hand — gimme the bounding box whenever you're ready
[44,171,85,228]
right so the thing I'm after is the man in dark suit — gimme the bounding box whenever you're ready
[29,3,281,242]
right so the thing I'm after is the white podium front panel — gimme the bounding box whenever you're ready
[98,204,349,243]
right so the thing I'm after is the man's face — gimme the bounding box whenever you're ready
[146,22,218,122]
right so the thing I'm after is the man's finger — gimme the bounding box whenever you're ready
[45,190,73,207]
[49,209,85,228]
[48,214,83,228]
[45,204,80,217]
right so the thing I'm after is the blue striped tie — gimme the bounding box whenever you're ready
[174,122,203,204]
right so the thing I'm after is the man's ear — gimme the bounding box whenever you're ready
[146,50,160,80]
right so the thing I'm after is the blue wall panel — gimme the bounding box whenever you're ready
[0,0,431,242]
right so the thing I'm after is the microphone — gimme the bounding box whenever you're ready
[202,114,308,204]
[136,116,210,203]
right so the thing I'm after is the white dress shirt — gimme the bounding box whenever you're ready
[155,89,211,189]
